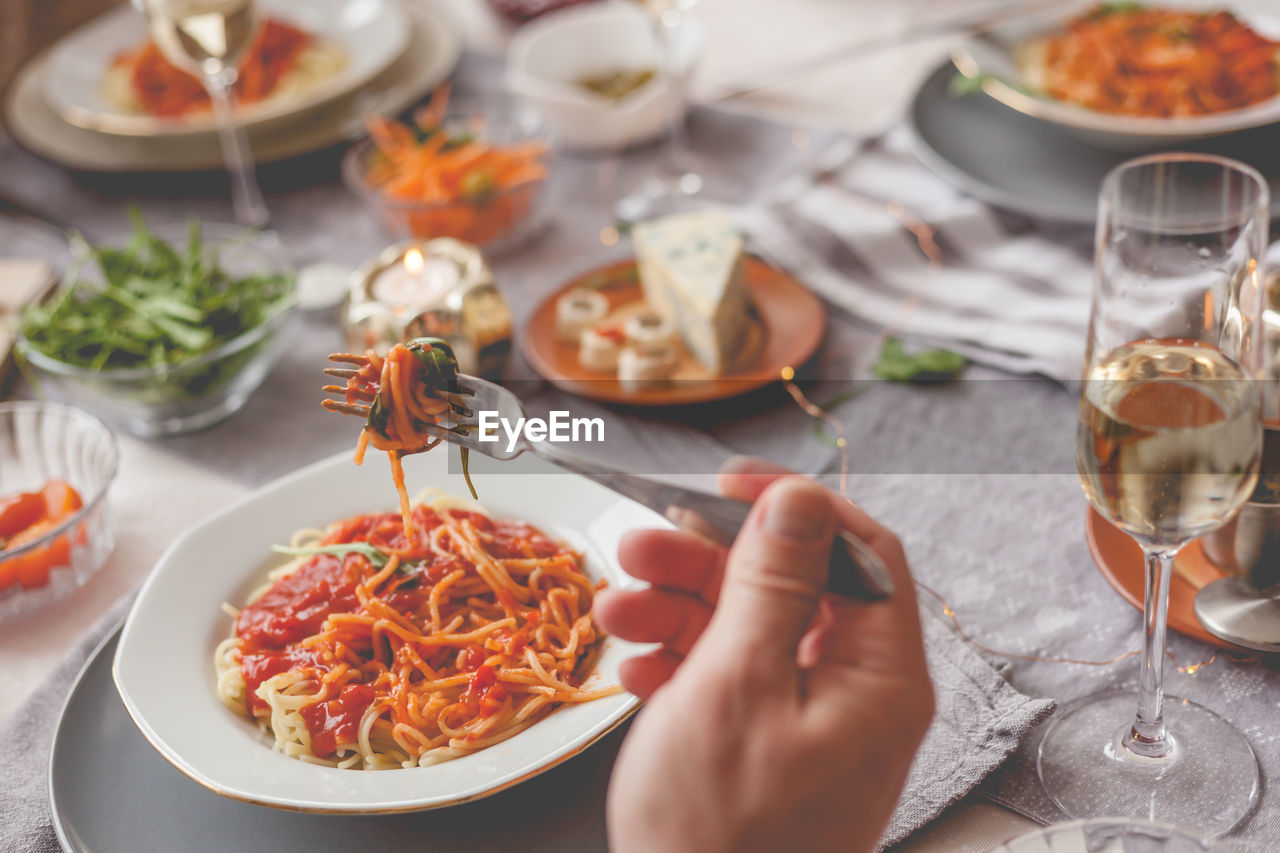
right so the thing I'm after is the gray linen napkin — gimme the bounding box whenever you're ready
[883,608,1055,849]
[1,592,135,853]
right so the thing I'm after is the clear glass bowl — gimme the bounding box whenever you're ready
[15,225,297,438]
[995,819,1228,851]
[0,402,119,621]
[341,96,556,253]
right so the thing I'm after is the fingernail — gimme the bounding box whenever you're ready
[764,481,830,542]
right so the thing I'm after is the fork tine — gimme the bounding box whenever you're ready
[419,421,486,453]
[322,399,371,417]
[324,384,374,400]
[328,353,370,366]
[323,367,358,380]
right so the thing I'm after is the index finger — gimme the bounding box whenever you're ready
[617,528,726,606]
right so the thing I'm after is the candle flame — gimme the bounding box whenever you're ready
[404,248,425,273]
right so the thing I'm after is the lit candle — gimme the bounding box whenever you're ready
[370,247,461,312]
[345,238,512,377]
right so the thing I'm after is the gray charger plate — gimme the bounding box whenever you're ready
[907,62,1280,226]
[50,630,619,852]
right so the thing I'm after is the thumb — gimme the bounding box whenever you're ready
[700,477,835,673]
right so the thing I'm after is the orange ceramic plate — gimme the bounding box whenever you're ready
[1084,507,1246,651]
[522,257,825,406]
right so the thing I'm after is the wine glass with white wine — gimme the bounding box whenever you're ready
[1038,154,1269,836]
[139,0,270,227]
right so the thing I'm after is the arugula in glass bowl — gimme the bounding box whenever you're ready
[15,211,297,437]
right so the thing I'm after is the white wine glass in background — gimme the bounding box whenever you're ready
[139,0,270,228]
[1038,154,1269,835]
[616,0,715,222]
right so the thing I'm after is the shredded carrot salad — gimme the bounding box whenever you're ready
[112,18,313,117]
[357,85,549,245]
[1036,4,1280,117]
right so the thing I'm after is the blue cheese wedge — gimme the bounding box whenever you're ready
[633,211,750,375]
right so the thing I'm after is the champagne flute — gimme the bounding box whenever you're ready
[140,0,270,228]
[616,0,714,222]
[1038,154,1268,835]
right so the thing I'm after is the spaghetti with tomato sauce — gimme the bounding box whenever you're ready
[214,492,619,769]
[1026,5,1280,118]
[105,18,347,118]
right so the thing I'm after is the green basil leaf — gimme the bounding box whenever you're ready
[872,337,967,383]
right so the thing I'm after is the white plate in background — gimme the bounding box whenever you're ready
[952,0,1280,151]
[7,0,459,171]
[43,0,410,137]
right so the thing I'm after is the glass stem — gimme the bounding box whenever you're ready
[205,68,269,229]
[657,9,695,187]
[1128,546,1176,759]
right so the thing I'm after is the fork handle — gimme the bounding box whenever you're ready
[530,444,894,601]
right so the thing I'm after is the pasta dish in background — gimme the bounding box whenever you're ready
[214,491,618,769]
[103,17,347,117]
[1019,4,1280,117]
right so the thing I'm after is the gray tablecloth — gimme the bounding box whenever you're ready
[3,50,1276,852]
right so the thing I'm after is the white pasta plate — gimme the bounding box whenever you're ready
[42,0,411,137]
[113,448,651,813]
[951,0,1280,151]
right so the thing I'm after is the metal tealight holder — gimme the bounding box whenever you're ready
[342,237,512,379]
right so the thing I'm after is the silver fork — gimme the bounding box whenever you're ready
[324,358,894,601]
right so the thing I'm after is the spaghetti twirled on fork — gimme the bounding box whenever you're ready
[324,338,476,537]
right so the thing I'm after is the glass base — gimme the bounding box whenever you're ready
[123,388,253,439]
[1036,690,1259,837]
[615,172,735,222]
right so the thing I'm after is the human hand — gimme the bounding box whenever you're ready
[595,457,934,853]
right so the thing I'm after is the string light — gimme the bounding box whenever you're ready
[780,367,850,498]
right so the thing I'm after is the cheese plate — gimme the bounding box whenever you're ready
[522,256,825,406]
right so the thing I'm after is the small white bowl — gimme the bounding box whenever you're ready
[506,2,705,152]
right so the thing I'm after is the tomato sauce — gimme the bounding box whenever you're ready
[461,665,508,717]
[298,683,377,758]
[234,506,562,745]
[125,19,312,117]
[236,554,361,650]
[459,645,487,671]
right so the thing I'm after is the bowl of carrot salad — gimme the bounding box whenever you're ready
[343,86,555,251]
